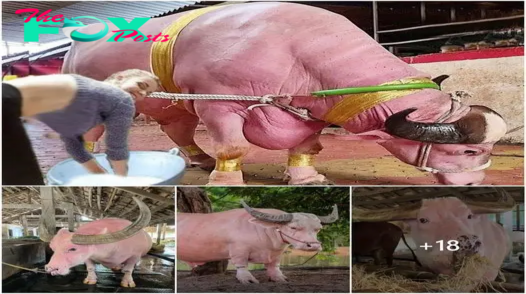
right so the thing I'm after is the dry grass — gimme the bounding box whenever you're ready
[352,254,498,293]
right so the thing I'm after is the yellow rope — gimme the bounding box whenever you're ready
[150,5,230,94]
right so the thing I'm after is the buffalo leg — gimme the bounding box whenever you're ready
[200,113,249,186]
[83,259,97,285]
[120,256,140,288]
[230,249,258,284]
[286,133,332,185]
[372,249,383,265]
[159,109,215,171]
[265,259,288,282]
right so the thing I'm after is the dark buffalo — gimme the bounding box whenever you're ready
[352,222,419,267]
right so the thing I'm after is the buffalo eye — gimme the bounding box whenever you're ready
[419,218,429,224]
[68,248,77,252]
[290,226,297,230]
[468,214,473,219]
[464,150,477,155]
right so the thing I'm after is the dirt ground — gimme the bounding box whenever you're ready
[27,120,524,185]
[177,268,350,293]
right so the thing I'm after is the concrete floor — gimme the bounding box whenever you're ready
[26,121,523,185]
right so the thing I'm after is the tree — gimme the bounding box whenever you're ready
[176,187,228,275]
[205,187,350,252]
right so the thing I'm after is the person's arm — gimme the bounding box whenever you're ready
[104,99,135,176]
[61,135,106,174]
[4,75,78,117]
[2,83,45,185]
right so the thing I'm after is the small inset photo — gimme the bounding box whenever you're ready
[2,186,175,293]
[351,186,524,293]
[177,186,350,293]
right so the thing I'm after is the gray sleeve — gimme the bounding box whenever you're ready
[104,98,135,161]
[62,135,94,163]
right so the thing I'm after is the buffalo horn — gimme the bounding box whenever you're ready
[317,205,339,224]
[240,200,293,223]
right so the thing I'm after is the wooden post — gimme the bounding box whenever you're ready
[21,216,28,236]
[161,223,167,240]
[67,203,74,232]
[38,187,56,241]
[156,223,162,245]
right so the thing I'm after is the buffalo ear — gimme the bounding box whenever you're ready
[432,75,450,88]
[56,228,72,236]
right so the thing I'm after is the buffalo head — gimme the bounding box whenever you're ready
[240,200,338,251]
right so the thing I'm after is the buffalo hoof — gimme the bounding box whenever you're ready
[120,280,136,288]
[83,278,97,285]
[302,179,335,185]
[268,275,289,282]
[187,155,215,172]
[208,170,246,186]
[236,272,259,284]
[288,178,335,185]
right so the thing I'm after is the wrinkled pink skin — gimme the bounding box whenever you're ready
[45,218,152,287]
[178,209,323,284]
[62,2,498,185]
[405,198,510,282]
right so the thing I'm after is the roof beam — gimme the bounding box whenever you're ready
[3,204,69,209]
[114,187,174,204]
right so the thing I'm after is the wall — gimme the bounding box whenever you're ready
[403,47,524,144]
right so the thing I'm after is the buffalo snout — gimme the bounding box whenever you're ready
[457,234,481,253]
[45,264,69,276]
[298,242,322,251]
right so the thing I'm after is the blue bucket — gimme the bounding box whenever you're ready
[46,148,186,185]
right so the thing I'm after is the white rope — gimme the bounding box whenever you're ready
[147,92,265,102]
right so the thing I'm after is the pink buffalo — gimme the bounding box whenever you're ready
[177,200,339,284]
[45,197,152,287]
[352,188,515,287]
[62,2,507,186]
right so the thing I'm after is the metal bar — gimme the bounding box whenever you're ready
[147,252,175,263]
[3,209,42,222]
[379,29,494,46]
[378,15,523,34]
[372,1,379,42]
[26,215,70,218]
[3,204,69,209]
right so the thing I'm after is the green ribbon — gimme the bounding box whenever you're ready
[311,82,440,97]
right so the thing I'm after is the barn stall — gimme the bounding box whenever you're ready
[351,187,524,293]
[2,1,523,186]
[1,187,175,293]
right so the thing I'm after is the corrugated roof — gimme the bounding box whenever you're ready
[2,1,197,44]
